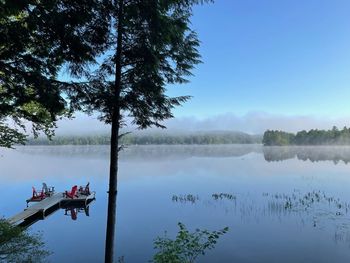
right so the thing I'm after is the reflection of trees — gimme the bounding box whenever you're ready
[263,146,350,164]
[122,145,262,161]
[263,146,297,162]
[19,144,350,163]
[17,145,262,161]
[0,220,50,262]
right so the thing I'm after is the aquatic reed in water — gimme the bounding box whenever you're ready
[172,194,199,204]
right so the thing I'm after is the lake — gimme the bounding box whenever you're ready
[1,145,350,262]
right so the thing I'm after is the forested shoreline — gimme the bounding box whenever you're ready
[24,126,350,146]
[263,126,350,146]
[26,132,262,145]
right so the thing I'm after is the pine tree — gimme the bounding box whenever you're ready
[1,1,210,262]
[0,0,110,147]
[65,1,211,261]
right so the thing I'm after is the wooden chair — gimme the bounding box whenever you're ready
[32,187,46,200]
[42,183,54,196]
[26,187,46,206]
[65,185,78,199]
[79,182,90,196]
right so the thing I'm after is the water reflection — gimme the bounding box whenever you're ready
[263,146,350,164]
[18,199,95,228]
[171,190,350,247]
[2,145,350,262]
[16,144,262,160]
[64,206,90,221]
[15,145,350,164]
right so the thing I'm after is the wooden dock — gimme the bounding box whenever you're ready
[8,192,95,226]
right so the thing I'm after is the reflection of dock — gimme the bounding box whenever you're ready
[8,192,95,226]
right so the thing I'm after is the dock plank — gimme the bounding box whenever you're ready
[8,193,64,225]
[26,193,64,211]
[8,209,38,225]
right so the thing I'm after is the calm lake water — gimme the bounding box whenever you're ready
[1,145,350,262]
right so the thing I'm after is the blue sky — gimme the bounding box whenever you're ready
[168,0,350,118]
[57,0,350,133]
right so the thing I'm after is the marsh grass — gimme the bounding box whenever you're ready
[212,193,236,201]
[172,194,199,204]
[265,190,350,214]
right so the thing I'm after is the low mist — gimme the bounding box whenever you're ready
[55,112,350,135]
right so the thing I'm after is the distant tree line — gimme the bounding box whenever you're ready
[263,126,350,146]
[26,132,262,146]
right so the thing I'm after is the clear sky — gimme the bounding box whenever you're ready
[168,0,350,119]
[57,0,350,134]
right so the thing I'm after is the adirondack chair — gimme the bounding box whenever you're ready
[42,183,54,196]
[26,187,46,206]
[32,187,46,200]
[65,185,78,199]
[79,182,90,196]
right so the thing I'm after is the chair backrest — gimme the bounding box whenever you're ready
[42,183,49,193]
[85,182,90,194]
[71,185,78,196]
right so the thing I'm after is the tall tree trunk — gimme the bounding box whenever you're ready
[105,111,119,263]
[105,0,124,262]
